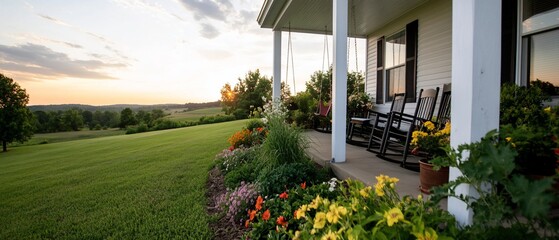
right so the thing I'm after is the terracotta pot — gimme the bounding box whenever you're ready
[419,159,449,194]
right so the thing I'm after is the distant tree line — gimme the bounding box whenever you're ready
[32,108,168,133]
[28,101,221,112]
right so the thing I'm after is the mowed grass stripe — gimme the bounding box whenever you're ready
[0,120,246,239]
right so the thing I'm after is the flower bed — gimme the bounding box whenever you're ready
[208,99,559,240]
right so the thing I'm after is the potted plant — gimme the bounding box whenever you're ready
[411,121,451,194]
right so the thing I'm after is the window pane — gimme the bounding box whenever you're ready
[385,31,406,69]
[523,0,559,21]
[530,29,559,97]
[386,66,406,101]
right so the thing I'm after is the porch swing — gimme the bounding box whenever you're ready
[313,26,334,132]
[314,6,363,133]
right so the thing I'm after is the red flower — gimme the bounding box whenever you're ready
[248,210,256,221]
[245,220,250,228]
[554,148,559,156]
[255,196,263,210]
[279,191,288,199]
[262,209,271,221]
[228,146,234,151]
[300,182,306,189]
[276,216,288,227]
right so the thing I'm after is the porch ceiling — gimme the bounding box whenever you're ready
[257,0,429,38]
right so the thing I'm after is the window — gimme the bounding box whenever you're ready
[375,20,418,104]
[520,0,559,99]
[385,30,406,102]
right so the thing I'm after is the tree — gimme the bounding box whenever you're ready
[0,74,34,152]
[219,70,272,118]
[220,83,237,114]
[33,110,49,133]
[82,110,93,129]
[62,108,84,131]
[120,108,136,128]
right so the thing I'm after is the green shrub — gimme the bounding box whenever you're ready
[151,119,183,131]
[256,161,330,196]
[199,115,236,124]
[431,130,558,239]
[245,118,266,131]
[259,117,308,169]
[224,163,259,189]
[500,124,557,175]
[125,123,149,134]
[215,146,261,174]
[500,83,550,127]
[233,109,248,120]
[287,92,317,128]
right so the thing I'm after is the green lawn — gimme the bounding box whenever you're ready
[10,128,126,147]
[165,107,223,122]
[0,120,245,239]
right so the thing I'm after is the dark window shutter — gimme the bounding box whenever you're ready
[376,37,384,104]
[405,20,418,103]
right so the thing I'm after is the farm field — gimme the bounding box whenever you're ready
[165,107,223,122]
[0,120,245,239]
[10,128,126,147]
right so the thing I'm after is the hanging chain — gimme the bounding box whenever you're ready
[285,23,296,94]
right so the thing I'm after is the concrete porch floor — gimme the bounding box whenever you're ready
[305,130,424,198]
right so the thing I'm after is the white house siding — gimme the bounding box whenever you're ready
[365,0,452,114]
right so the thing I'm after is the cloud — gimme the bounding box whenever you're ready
[37,14,72,27]
[0,43,125,80]
[199,23,220,39]
[111,0,186,22]
[178,0,231,21]
[177,0,237,39]
[36,13,131,62]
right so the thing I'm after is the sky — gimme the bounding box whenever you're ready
[0,0,365,105]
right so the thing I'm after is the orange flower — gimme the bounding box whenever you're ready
[245,220,250,228]
[276,216,288,227]
[255,196,263,210]
[262,209,271,221]
[300,182,306,189]
[248,210,256,221]
[279,191,288,199]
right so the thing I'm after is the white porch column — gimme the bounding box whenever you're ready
[450,0,501,226]
[332,0,348,163]
[273,30,282,101]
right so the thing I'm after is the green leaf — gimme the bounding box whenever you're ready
[506,175,554,219]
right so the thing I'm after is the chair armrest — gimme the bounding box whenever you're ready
[388,112,416,123]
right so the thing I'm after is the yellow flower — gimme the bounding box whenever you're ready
[424,121,435,131]
[384,208,404,227]
[505,137,512,142]
[314,212,327,229]
[326,203,348,224]
[296,205,309,219]
[417,194,423,201]
[309,196,322,209]
[374,183,384,196]
[414,227,439,240]
[351,197,359,212]
[440,122,451,135]
[293,231,301,240]
[321,230,337,240]
[359,186,371,197]
[545,106,551,113]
